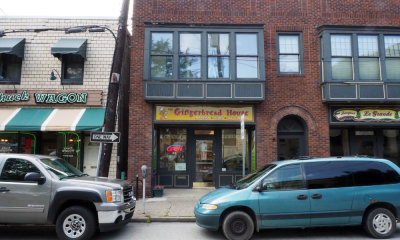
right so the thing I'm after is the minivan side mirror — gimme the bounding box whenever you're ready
[253,184,263,192]
[24,172,46,185]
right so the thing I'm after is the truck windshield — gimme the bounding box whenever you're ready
[38,157,85,179]
[234,164,276,189]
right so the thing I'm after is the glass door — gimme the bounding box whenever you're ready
[194,139,215,187]
[350,130,377,157]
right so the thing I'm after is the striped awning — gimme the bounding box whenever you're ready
[0,108,105,131]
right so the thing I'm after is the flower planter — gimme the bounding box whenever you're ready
[153,186,164,197]
[153,189,163,197]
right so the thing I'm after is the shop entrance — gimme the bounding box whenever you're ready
[193,130,216,187]
[155,127,254,188]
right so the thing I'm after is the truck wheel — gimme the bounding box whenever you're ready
[56,206,96,240]
[222,211,254,240]
[364,207,396,239]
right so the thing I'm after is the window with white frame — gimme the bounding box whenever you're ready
[385,35,400,80]
[278,34,303,74]
[331,35,353,80]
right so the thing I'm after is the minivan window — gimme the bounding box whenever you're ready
[304,161,353,189]
[261,164,303,191]
[235,164,276,189]
[352,161,400,186]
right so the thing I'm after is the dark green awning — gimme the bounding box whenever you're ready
[0,38,25,59]
[51,38,87,59]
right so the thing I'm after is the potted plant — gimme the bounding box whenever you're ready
[152,185,164,197]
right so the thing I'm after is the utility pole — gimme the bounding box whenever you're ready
[98,0,130,177]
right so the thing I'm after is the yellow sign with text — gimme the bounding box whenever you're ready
[155,105,254,122]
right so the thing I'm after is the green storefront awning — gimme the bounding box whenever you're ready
[76,108,105,131]
[51,38,87,59]
[1,108,105,131]
[0,38,25,59]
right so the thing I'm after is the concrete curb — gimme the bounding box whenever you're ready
[131,217,196,223]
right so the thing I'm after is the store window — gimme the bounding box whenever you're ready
[222,129,249,171]
[159,128,187,171]
[0,132,36,154]
[278,33,303,74]
[383,130,400,166]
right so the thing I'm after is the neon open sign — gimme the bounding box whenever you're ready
[167,145,183,152]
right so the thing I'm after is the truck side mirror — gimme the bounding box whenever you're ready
[141,165,148,178]
[24,172,46,185]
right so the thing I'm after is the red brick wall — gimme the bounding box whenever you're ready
[129,0,400,193]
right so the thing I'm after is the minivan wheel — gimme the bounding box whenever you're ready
[56,206,96,240]
[364,208,396,239]
[222,211,254,240]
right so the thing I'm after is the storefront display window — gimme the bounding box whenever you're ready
[159,128,187,171]
[222,129,249,171]
[383,130,400,166]
[330,129,349,156]
[0,132,36,154]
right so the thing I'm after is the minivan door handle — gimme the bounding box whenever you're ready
[0,187,10,192]
[297,194,308,200]
[312,193,322,199]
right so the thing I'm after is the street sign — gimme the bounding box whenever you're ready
[90,132,120,143]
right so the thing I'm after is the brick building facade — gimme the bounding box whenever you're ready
[129,0,400,195]
[0,17,119,177]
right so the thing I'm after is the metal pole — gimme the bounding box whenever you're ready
[241,115,245,177]
[142,178,146,214]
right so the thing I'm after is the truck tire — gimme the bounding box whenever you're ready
[363,207,396,239]
[222,211,254,240]
[56,206,96,240]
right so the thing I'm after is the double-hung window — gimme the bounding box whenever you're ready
[150,33,173,78]
[278,33,303,74]
[179,33,201,78]
[385,35,400,80]
[0,54,22,84]
[358,35,380,80]
[236,34,259,78]
[331,35,353,80]
[208,33,230,79]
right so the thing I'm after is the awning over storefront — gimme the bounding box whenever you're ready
[0,38,25,58]
[0,108,105,131]
[51,38,87,59]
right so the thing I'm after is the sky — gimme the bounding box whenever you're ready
[0,0,129,18]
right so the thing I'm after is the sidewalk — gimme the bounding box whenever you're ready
[132,188,214,222]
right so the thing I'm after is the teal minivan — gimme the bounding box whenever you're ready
[194,157,400,240]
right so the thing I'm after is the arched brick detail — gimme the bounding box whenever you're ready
[270,106,317,134]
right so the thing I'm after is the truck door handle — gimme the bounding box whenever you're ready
[297,194,308,200]
[0,187,10,192]
[312,194,322,199]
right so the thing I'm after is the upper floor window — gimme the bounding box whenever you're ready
[321,30,400,82]
[51,38,87,85]
[0,38,25,85]
[385,36,400,80]
[145,27,264,81]
[278,33,303,74]
[0,54,22,84]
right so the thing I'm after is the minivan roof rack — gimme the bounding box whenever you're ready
[298,156,312,160]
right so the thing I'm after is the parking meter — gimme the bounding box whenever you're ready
[141,165,148,178]
[141,165,147,213]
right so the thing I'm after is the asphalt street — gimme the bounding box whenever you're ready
[0,222,400,240]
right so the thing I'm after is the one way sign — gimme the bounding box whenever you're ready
[90,132,120,143]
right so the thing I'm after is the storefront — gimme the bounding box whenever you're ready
[0,90,105,175]
[153,105,256,188]
[330,107,400,166]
